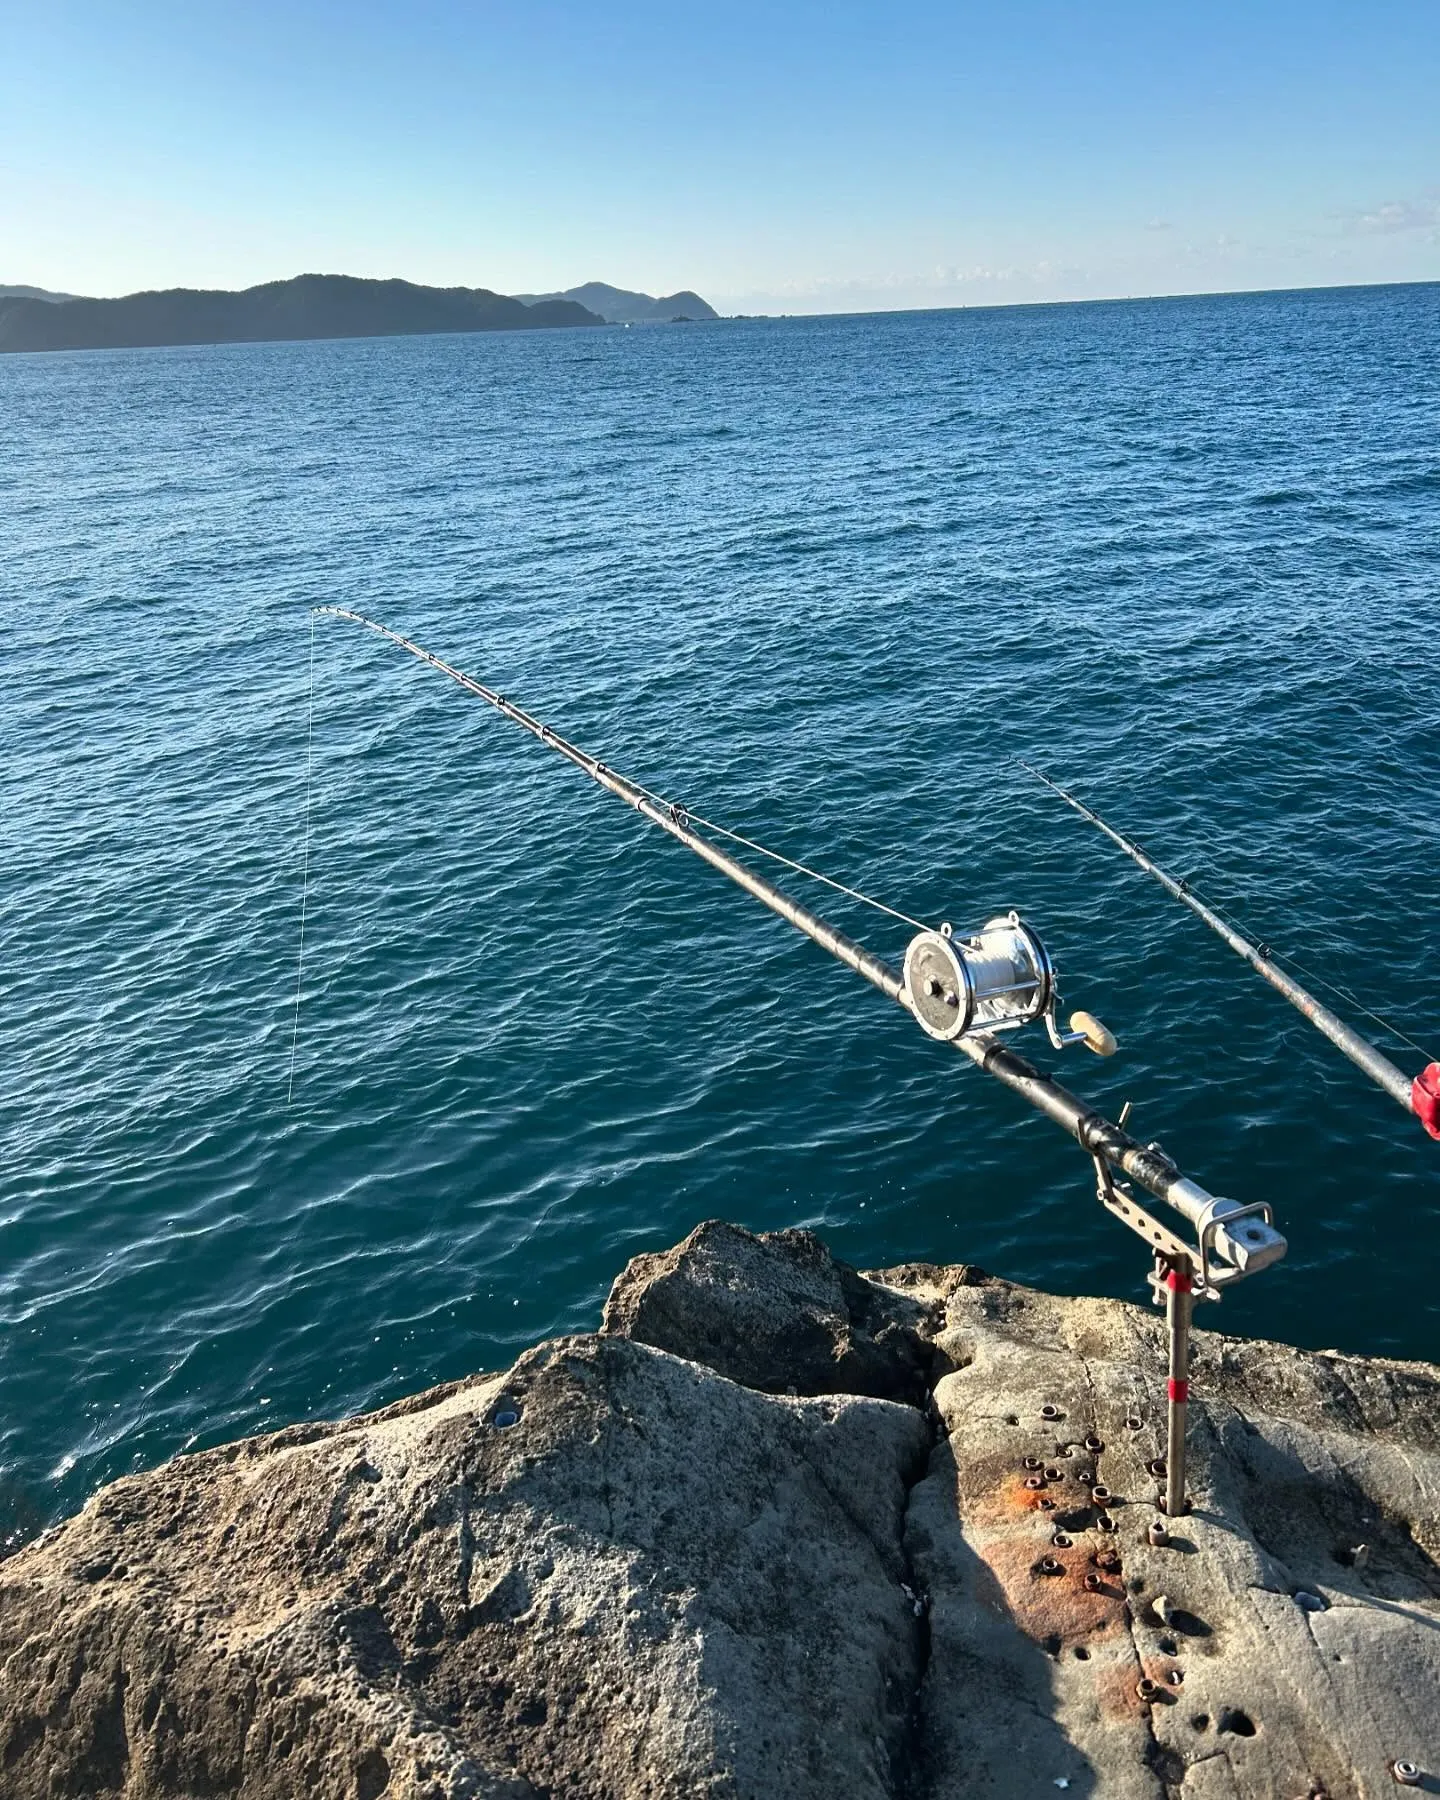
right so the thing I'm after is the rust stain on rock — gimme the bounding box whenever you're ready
[987,1470,1054,1518]
[973,1535,1128,1644]
[1095,1660,1147,1720]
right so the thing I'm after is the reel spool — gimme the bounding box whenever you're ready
[904,913,1054,1042]
[903,913,1117,1053]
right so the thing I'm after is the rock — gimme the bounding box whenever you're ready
[601,1219,967,1404]
[903,1271,1440,1799]
[2,1222,1438,1798]
[0,1330,928,1799]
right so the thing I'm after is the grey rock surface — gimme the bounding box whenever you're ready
[601,1219,951,1405]
[892,1263,1440,1799]
[0,1323,927,1799]
[2,1220,1437,1798]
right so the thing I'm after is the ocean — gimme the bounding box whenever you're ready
[2,284,1437,1546]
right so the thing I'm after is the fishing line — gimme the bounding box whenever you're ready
[286,613,318,1107]
[316,605,930,937]
[619,774,931,932]
[1182,892,1436,1064]
[680,814,931,933]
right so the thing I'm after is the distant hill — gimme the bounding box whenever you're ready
[511,281,718,324]
[0,284,80,302]
[0,274,604,354]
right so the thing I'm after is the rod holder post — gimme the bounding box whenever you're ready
[1163,1257,1194,1517]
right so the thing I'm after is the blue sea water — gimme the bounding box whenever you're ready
[2,285,1438,1546]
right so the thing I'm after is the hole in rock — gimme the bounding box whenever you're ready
[1074,1647,1090,1661]
[356,1751,390,1800]
[1191,1714,1210,1733]
[1158,1636,1178,1656]
[1219,1709,1256,1738]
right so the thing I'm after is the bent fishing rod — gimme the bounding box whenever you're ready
[316,606,1288,1516]
[1024,765,1440,1144]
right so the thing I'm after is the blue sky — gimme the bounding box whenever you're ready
[2,0,1437,311]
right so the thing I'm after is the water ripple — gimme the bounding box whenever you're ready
[1,287,1438,1539]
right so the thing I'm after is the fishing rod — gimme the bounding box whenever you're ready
[315,606,1289,1516]
[1024,764,1440,1143]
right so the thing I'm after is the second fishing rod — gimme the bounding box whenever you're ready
[1024,764,1440,1142]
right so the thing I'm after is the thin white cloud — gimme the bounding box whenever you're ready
[726,259,1084,308]
[1344,196,1440,236]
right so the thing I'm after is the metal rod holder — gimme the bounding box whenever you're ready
[1091,1151,1274,1520]
[1162,1258,1194,1517]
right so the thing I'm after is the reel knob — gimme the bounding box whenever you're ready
[1070,1010,1118,1056]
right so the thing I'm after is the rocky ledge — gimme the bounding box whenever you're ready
[3,1223,1438,1799]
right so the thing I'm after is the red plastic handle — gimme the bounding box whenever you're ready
[1413,1062,1440,1142]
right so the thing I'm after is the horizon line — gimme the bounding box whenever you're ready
[713,274,1440,319]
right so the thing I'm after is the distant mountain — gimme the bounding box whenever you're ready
[0,274,604,355]
[0,284,80,302]
[512,282,718,324]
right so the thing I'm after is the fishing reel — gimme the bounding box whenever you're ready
[902,913,1116,1055]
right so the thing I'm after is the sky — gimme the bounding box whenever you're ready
[1,0,1437,313]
